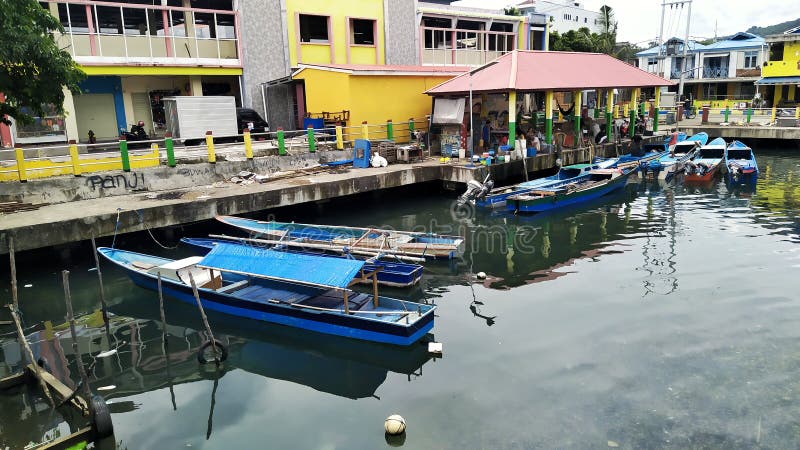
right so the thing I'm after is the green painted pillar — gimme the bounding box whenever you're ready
[605,90,614,142]
[165,133,176,167]
[594,89,600,119]
[746,108,752,124]
[653,87,660,133]
[545,90,554,145]
[630,88,640,138]
[724,107,730,122]
[119,138,130,172]
[277,128,286,156]
[508,91,517,146]
[307,127,316,153]
[573,90,582,143]
[386,120,394,141]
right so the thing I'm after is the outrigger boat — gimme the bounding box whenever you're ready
[506,168,632,213]
[216,216,463,260]
[724,140,758,183]
[476,163,612,209]
[180,236,424,288]
[98,244,435,346]
[641,132,708,180]
[684,137,726,182]
[594,145,668,170]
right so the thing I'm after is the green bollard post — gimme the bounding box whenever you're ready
[277,128,286,156]
[165,133,176,167]
[724,107,730,123]
[746,108,752,124]
[408,118,415,133]
[307,127,316,153]
[386,119,394,141]
[119,137,130,172]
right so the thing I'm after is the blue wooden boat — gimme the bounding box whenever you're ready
[181,237,423,288]
[476,163,604,209]
[506,168,633,213]
[594,145,668,170]
[98,244,435,346]
[685,137,726,182]
[724,140,758,183]
[216,216,463,260]
[642,132,708,180]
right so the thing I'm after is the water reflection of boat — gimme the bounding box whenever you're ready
[110,300,435,400]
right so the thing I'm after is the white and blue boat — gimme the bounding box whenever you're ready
[724,140,758,183]
[641,132,708,180]
[476,163,606,209]
[685,137,727,182]
[180,237,423,288]
[217,216,463,260]
[98,243,435,346]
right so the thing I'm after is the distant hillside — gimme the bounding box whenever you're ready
[746,18,800,36]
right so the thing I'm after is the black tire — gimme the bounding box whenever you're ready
[91,395,114,439]
[197,339,228,364]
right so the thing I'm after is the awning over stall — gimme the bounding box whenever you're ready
[755,76,800,85]
[198,243,365,289]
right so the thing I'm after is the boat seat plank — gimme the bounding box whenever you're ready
[358,302,405,322]
[230,285,310,304]
[131,261,156,270]
[299,292,372,311]
[217,280,249,294]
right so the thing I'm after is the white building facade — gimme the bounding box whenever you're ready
[516,0,601,34]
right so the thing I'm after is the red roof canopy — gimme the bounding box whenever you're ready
[426,50,674,95]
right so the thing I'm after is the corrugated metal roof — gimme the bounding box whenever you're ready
[637,32,764,56]
[425,50,673,94]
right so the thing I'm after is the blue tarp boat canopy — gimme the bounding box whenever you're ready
[198,243,365,289]
[755,76,800,85]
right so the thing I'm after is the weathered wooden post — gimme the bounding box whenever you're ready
[62,270,94,412]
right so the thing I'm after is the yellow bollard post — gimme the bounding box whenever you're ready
[362,121,369,140]
[795,106,800,119]
[68,140,81,176]
[335,124,344,149]
[614,104,620,119]
[205,131,216,163]
[15,148,27,182]
[243,130,253,159]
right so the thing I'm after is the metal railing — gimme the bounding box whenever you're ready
[1,118,432,183]
[701,66,729,79]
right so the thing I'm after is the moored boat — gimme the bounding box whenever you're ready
[642,132,708,180]
[594,145,668,170]
[216,216,463,260]
[476,163,606,209]
[684,137,726,182]
[506,168,633,214]
[180,236,423,288]
[724,140,758,183]
[98,243,436,346]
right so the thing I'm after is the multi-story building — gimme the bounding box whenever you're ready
[240,0,548,131]
[757,27,800,110]
[516,0,601,34]
[636,32,766,107]
[8,0,243,145]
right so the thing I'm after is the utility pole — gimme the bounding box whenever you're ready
[677,0,692,102]
[657,1,666,77]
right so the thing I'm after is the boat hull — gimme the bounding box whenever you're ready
[507,171,630,213]
[684,163,722,182]
[181,238,423,288]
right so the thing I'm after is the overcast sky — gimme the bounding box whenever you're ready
[451,0,798,46]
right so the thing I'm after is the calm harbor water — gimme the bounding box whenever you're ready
[1,146,799,449]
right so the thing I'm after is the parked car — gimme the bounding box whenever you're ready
[237,108,269,135]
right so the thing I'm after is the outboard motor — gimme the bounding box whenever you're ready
[458,175,494,205]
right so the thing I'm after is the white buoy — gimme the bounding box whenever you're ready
[428,342,443,354]
[476,272,487,280]
[384,415,406,435]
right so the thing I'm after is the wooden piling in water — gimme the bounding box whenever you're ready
[9,236,18,308]
[90,235,111,340]
[8,305,55,407]
[62,270,94,412]
[187,272,221,362]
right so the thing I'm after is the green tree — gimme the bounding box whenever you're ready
[503,7,522,16]
[0,0,85,126]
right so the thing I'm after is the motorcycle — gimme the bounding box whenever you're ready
[123,121,148,142]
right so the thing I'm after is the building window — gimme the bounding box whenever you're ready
[647,57,657,66]
[299,14,329,43]
[351,18,375,45]
[743,51,758,68]
[575,16,579,22]
[769,42,784,61]
[584,17,588,23]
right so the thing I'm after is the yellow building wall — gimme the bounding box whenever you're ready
[294,69,455,142]
[286,0,384,66]
[763,41,800,77]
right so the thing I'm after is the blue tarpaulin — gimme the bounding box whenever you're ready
[198,243,365,289]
